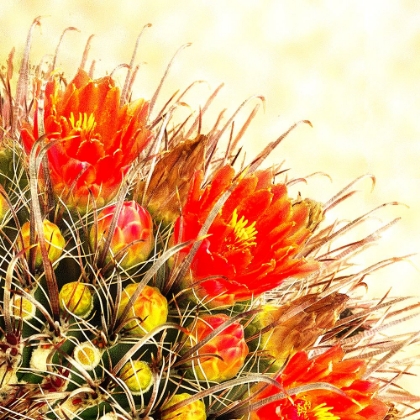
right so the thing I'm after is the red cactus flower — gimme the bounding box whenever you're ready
[183,313,249,382]
[247,345,389,420]
[173,165,319,307]
[21,69,151,210]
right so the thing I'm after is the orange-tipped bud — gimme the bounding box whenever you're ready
[117,284,168,336]
[161,393,206,420]
[20,219,65,267]
[91,201,154,269]
[183,314,249,382]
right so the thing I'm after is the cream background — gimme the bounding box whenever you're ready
[1,0,419,392]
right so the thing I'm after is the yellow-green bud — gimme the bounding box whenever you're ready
[59,282,93,318]
[0,192,9,224]
[119,360,153,395]
[161,393,206,420]
[20,219,66,267]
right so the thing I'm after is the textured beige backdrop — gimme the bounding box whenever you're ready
[1,1,419,391]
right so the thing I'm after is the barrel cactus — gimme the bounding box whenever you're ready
[0,16,419,420]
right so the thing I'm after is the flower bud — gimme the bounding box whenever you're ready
[161,393,206,420]
[73,342,102,370]
[59,282,93,318]
[10,294,36,321]
[119,360,153,395]
[0,192,9,224]
[91,201,154,269]
[183,314,249,382]
[98,415,125,420]
[117,284,168,336]
[20,219,66,267]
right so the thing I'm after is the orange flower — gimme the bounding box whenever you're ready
[21,69,151,210]
[247,345,389,420]
[173,165,318,307]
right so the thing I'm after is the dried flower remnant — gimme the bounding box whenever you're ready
[173,165,319,307]
[248,293,349,370]
[136,136,206,224]
[21,69,152,210]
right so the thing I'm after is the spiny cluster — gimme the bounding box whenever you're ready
[0,18,419,420]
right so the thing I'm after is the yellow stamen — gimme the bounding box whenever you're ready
[227,208,257,249]
[69,112,97,133]
[312,402,340,420]
[292,398,340,420]
[296,398,312,417]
